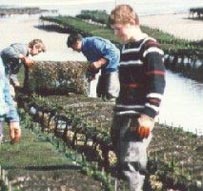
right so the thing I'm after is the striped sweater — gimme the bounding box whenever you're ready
[115,37,166,118]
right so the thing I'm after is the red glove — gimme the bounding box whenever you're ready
[137,114,154,138]
[136,126,150,139]
[130,115,154,139]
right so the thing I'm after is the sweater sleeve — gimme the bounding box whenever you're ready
[142,41,166,118]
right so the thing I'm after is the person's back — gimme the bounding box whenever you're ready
[81,36,120,73]
[1,43,28,59]
[1,43,28,75]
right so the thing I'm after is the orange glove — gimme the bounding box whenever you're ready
[9,122,21,144]
[136,126,150,139]
[130,115,154,139]
[137,114,154,139]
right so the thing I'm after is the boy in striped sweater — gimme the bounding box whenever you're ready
[109,4,166,191]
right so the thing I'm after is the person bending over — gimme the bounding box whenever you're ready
[1,39,46,87]
[67,33,120,101]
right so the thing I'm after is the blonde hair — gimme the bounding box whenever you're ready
[109,4,139,25]
[28,39,46,52]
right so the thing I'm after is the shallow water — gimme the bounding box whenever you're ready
[158,70,203,135]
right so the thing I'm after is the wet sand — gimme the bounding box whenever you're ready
[140,13,203,41]
[0,13,202,62]
[0,15,86,61]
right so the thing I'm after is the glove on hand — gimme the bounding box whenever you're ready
[130,115,154,139]
[9,122,21,144]
[137,114,154,139]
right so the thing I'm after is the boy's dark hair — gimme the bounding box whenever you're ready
[67,33,83,47]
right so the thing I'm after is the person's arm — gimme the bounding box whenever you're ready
[4,76,21,143]
[90,38,117,69]
[142,41,165,119]
[19,53,35,68]
[3,44,34,68]
[136,41,165,138]
[88,57,107,71]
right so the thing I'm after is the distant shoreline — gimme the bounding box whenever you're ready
[0,7,48,16]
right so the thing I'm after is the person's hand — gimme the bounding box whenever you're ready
[88,58,107,72]
[20,55,35,68]
[86,64,98,81]
[23,57,35,68]
[137,114,154,139]
[9,122,21,144]
[88,62,100,73]
[92,62,101,69]
[130,114,154,139]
